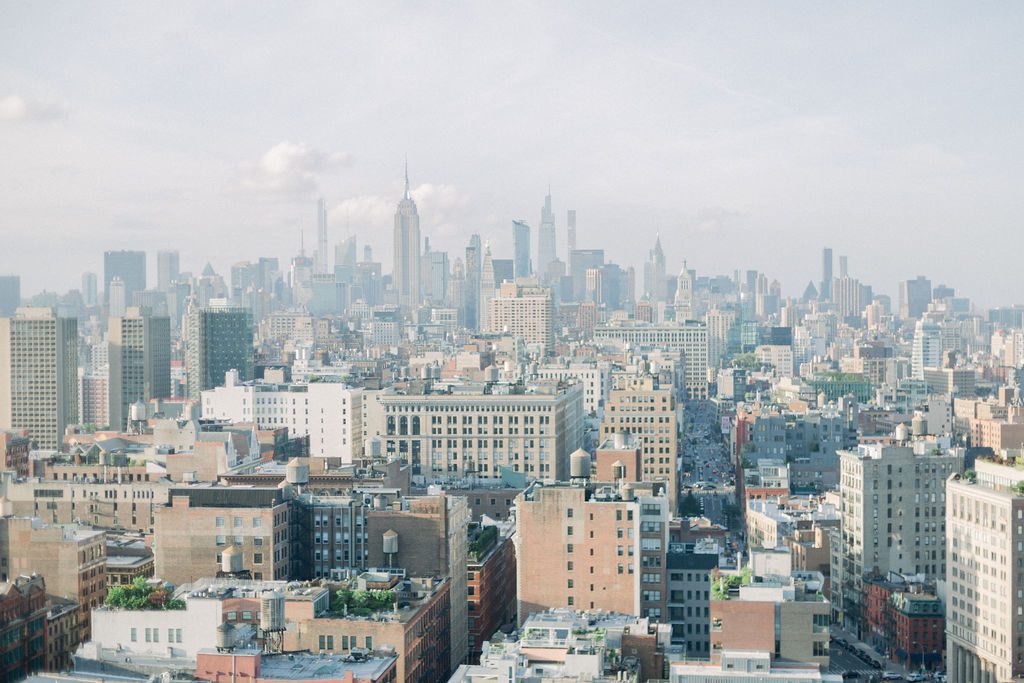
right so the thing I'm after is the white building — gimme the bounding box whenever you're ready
[533,361,610,415]
[669,651,842,682]
[593,322,709,399]
[201,371,363,462]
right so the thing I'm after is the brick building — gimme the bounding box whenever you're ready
[863,575,944,670]
[0,430,31,478]
[0,574,47,681]
[466,523,516,662]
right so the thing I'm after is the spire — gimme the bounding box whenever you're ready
[403,156,410,200]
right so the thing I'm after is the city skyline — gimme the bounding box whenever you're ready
[3,3,1024,305]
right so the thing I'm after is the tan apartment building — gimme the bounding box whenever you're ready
[153,484,291,586]
[0,515,106,641]
[514,478,671,624]
[601,373,679,510]
[487,282,555,356]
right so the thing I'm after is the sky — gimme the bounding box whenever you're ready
[2,2,1024,307]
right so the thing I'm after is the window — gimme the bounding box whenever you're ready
[253,517,262,528]
[365,636,372,649]
[215,516,225,528]
[254,553,263,564]
[145,628,151,642]
[234,516,243,528]
[130,627,137,642]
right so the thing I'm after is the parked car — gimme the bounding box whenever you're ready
[906,674,926,682]
[882,672,902,680]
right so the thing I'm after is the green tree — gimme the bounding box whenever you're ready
[680,492,702,517]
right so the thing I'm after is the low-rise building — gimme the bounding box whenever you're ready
[196,650,398,683]
[668,650,842,682]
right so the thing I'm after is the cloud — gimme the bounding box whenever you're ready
[234,141,351,197]
[0,94,69,122]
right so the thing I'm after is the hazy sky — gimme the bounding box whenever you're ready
[3,2,1024,306]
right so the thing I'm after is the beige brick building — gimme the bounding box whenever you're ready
[514,479,671,624]
[601,373,679,510]
[487,282,554,356]
[0,516,106,641]
[153,485,291,585]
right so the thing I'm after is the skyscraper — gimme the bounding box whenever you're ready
[0,308,78,450]
[643,235,666,303]
[0,276,20,316]
[186,305,253,401]
[567,209,577,253]
[820,247,833,302]
[479,243,496,330]
[899,275,932,320]
[81,272,98,307]
[315,198,329,275]
[537,189,556,280]
[570,249,604,302]
[464,235,481,330]
[675,261,694,321]
[108,307,171,431]
[108,277,127,317]
[512,220,531,279]
[393,165,421,307]
[156,250,180,291]
[103,250,146,306]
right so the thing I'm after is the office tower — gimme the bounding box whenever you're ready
[186,305,253,401]
[464,235,481,329]
[600,375,679,510]
[570,249,604,302]
[156,250,179,291]
[486,259,510,286]
[488,282,555,355]
[537,189,556,279]
[107,307,171,431]
[335,235,357,271]
[393,166,421,307]
[900,276,933,319]
[103,250,146,306]
[838,254,849,278]
[315,198,329,275]
[512,220,531,279]
[675,261,694,321]
[514,479,671,622]
[820,247,833,302]
[643,235,666,303]
[912,320,942,380]
[835,443,961,635]
[585,267,603,305]
[479,243,496,330]
[427,250,449,306]
[946,460,1024,682]
[107,277,127,316]
[0,276,20,316]
[0,308,78,449]
[567,209,577,253]
[81,272,98,307]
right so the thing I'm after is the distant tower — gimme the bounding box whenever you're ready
[820,247,833,302]
[512,220,531,279]
[479,243,496,330]
[108,277,127,317]
[643,235,666,303]
[675,261,694,321]
[464,235,482,330]
[393,163,421,307]
[315,199,329,275]
[567,209,577,254]
[157,250,180,291]
[537,189,556,281]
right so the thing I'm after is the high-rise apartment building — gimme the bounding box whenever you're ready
[946,459,1024,683]
[0,308,78,450]
[393,167,421,308]
[912,320,943,380]
[705,307,738,370]
[107,307,171,431]
[512,220,532,279]
[0,276,20,316]
[537,190,556,279]
[186,305,253,401]
[835,442,962,634]
[103,250,146,306]
[488,282,555,356]
[600,374,679,510]
[514,479,671,623]
[156,250,180,291]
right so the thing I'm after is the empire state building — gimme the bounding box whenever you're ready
[393,163,421,308]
